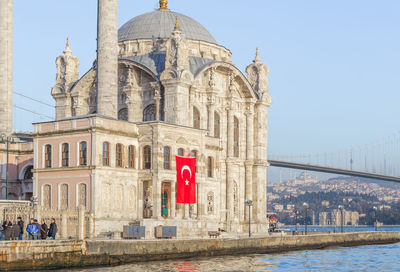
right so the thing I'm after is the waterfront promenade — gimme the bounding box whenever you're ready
[1,231,400,271]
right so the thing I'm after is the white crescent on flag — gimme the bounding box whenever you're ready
[181,165,192,185]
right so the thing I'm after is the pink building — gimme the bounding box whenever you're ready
[0,133,33,200]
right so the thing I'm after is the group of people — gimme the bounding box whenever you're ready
[0,217,58,240]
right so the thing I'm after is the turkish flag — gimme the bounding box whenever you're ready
[176,156,196,204]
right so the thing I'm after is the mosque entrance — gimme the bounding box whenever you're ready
[161,182,171,219]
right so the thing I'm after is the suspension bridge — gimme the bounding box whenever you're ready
[269,133,400,183]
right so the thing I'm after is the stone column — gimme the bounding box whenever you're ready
[0,0,13,135]
[196,182,202,219]
[225,109,234,225]
[155,90,161,121]
[61,212,68,239]
[207,104,215,136]
[78,205,85,240]
[97,0,118,119]
[245,110,254,220]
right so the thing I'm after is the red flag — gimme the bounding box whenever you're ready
[176,156,196,204]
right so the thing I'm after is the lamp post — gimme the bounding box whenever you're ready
[245,199,253,237]
[0,134,15,200]
[373,206,378,231]
[294,210,298,234]
[338,205,344,233]
[303,202,309,235]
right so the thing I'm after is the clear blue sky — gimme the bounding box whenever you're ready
[13,0,400,158]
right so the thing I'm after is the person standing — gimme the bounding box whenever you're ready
[17,217,24,240]
[26,219,39,240]
[40,219,48,240]
[12,221,20,240]
[2,218,13,240]
[34,219,42,238]
[48,218,58,240]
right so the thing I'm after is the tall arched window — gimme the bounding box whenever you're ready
[116,143,123,167]
[143,104,156,121]
[62,143,69,167]
[60,184,69,210]
[207,156,213,178]
[128,145,135,168]
[45,144,52,168]
[233,117,239,157]
[163,146,171,169]
[177,148,184,156]
[214,112,220,138]
[79,141,87,166]
[193,107,200,129]
[102,142,110,166]
[143,145,151,169]
[23,166,33,180]
[191,150,198,173]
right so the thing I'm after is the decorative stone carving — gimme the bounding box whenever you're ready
[245,48,269,93]
[43,185,51,209]
[143,181,153,218]
[60,184,68,210]
[51,39,79,95]
[78,183,87,208]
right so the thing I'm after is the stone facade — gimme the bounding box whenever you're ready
[35,2,272,237]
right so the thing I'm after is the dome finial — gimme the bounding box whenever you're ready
[254,47,261,63]
[64,37,72,56]
[159,0,170,11]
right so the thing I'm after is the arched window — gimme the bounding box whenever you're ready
[163,146,171,169]
[45,144,52,168]
[116,143,123,167]
[143,104,156,122]
[79,141,87,166]
[207,192,214,214]
[43,184,51,209]
[143,145,151,169]
[207,156,213,178]
[118,108,128,121]
[23,165,33,180]
[193,107,200,129]
[78,183,87,208]
[102,142,110,166]
[62,143,69,167]
[177,148,184,157]
[191,150,198,173]
[60,183,69,210]
[214,112,220,138]
[128,145,135,168]
[233,117,239,157]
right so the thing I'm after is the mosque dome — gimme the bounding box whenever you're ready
[118,9,217,44]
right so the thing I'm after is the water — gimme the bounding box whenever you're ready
[58,227,400,272]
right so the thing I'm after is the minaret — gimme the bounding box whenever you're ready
[97,0,118,119]
[0,0,13,135]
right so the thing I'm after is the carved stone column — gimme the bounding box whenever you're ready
[245,108,254,220]
[208,104,215,136]
[154,89,161,121]
[225,108,234,226]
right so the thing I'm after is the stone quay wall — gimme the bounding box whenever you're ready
[1,232,400,270]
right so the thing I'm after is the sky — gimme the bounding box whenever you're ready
[12,0,400,167]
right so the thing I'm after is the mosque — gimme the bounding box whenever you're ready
[1,0,271,237]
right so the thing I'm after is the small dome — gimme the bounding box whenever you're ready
[118,10,217,44]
